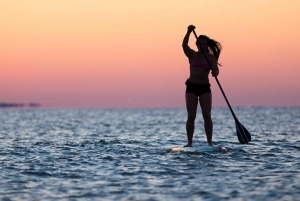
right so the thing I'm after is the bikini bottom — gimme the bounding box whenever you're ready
[185,80,211,97]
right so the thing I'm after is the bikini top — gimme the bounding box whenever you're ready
[189,57,211,70]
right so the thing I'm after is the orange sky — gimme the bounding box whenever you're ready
[1,0,300,108]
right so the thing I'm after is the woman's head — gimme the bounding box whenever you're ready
[196,35,222,60]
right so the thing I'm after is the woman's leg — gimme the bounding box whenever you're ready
[185,93,198,147]
[199,93,213,146]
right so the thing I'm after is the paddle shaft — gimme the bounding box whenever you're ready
[192,30,238,122]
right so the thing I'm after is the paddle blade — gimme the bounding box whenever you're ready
[235,121,251,144]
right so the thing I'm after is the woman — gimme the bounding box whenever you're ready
[182,25,222,147]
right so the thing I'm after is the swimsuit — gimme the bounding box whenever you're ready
[185,80,211,97]
[189,57,211,70]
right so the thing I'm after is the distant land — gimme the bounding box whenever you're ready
[0,103,41,108]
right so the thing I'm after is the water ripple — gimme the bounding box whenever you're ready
[0,107,300,200]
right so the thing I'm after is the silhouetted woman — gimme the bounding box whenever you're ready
[182,25,222,147]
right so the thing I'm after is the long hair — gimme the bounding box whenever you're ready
[196,35,222,61]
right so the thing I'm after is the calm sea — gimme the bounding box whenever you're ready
[0,107,299,201]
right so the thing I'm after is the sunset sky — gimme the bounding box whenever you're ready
[1,0,299,108]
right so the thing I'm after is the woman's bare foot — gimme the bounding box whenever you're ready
[184,143,192,147]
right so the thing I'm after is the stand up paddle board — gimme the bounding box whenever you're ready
[171,145,226,153]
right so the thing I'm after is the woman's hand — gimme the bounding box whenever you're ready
[210,56,219,77]
[211,69,219,77]
[187,25,196,33]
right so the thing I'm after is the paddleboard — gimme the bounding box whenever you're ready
[171,145,226,153]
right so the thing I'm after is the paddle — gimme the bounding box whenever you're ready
[192,30,251,144]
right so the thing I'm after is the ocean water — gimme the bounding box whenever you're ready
[0,107,299,201]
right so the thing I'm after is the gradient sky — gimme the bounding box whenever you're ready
[1,0,300,108]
